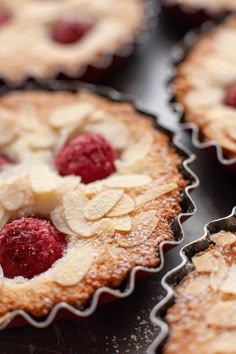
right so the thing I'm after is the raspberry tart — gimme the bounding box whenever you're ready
[173,16,236,160]
[0,88,190,323]
[0,0,143,83]
[162,228,236,354]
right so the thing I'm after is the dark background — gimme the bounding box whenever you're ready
[0,8,235,354]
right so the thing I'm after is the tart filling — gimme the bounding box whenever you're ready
[174,16,236,159]
[163,230,236,354]
[0,0,143,82]
[0,90,187,319]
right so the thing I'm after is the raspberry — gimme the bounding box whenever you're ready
[0,218,66,279]
[51,19,93,44]
[224,83,236,108]
[0,155,10,171]
[55,133,117,184]
[0,9,11,27]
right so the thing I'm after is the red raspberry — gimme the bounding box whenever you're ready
[0,9,11,27]
[224,83,236,108]
[0,218,66,279]
[0,155,10,171]
[51,19,93,44]
[55,133,117,184]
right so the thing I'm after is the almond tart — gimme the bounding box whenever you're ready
[0,0,143,83]
[163,229,236,354]
[0,88,191,324]
[173,16,236,160]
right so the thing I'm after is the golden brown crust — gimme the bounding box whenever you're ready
[0,90,187,319]
[174,16,236,159]
[163,231,236,354]
[0,0,143,82]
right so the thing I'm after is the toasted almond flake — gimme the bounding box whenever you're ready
[111,216,131,232]
[104,174,152,188]
[51,205,75,235]
[209,332,236,353]
[206,300,236,328]
[0,181,29,211]
[220,265,236,295]
[122,135,153,162]
[210,264,228,292]
[25,127,56,149]
[115,158,147,174]
[116,210,159,248]
[0,111,18,145]
[106,194,135,217]
[84,119,129,150]
[84,189,123,221]
[193,252,225,273]
[135,183,178,206]
[63,192,90,235]
[0,209,9,229]
[54,244,97,286]
[50,103,94,128]
[211,231,236,247]
[92,218,115,238]
[183,275,210,296]
[29,163,57,193]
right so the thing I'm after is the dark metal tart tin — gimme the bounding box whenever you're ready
[167,21,236,172]
[0,0,158,86]
[0,81,198,329]
[161,0,230,29]
[149,207,236,354]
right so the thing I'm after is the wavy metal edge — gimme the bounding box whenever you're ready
[149,206,236,354]
[167,20,236,169]
[0,0,159,86]
[0,80,198,329]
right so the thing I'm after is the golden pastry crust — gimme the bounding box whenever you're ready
[0,0,143,82]
[163,230,236,354]
[0,90,187,320]
[174,17,236,159]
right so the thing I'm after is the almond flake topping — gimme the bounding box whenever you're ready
[219,265,236,295]
[206,300,236,328]
[106,194,135,217]
[84,189,124,221]
[50,103,95,128]
[0,178,30,211]
[104,174,152,188]
[29,163,57,193]
[51,205,75,236]
[135,183,178,206]
[211,231,236,247]
[193,252,225,273]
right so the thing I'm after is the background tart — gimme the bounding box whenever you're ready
[173,16,236,159]
[0,0,143,82]
[0,89,188,319]
[163,230,236,354]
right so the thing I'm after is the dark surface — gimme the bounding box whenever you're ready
[0,9,235,354]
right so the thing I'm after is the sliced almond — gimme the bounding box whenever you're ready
[193,252,225,273]
[92,218,115,238]
[135,183,178,206]
[51,205,75,235]
[50,103,94,128]
[106,194,135,217]
[209,331,236,353]
[0,208,9,229]
[206,300,236,328]
[220,265,236,295]
[54,244,97,286]
[0,111,18,145]
[0,180,29,211]
[84,189,123,221]
[116,210,159,248]
[104,174,152,188]
[84,119,129,150]
[210,264,228,292]
[25,127,56,149]
[29,163,57,193]
[183,275,210,296]
[115,158,147,175]
[111,216,131,232]
[122,135,153,162]
[211,231,236,247]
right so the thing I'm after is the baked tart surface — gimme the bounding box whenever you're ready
[0,0,143,82]
[163,230,236,354]
[0,89,187,320]
[174,17,236,159]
